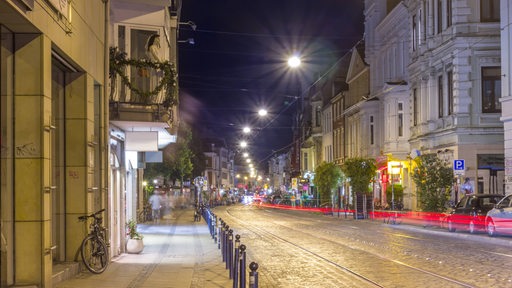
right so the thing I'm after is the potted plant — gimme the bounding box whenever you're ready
[126,219,144,254]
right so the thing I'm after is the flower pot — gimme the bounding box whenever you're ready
[126,238,144,254]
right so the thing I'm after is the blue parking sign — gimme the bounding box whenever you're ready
[453,159,465,170]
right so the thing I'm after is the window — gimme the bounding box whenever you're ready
[412,14,417,51]
[398,103,404,137]
[447,71,453,115]
[437,0,443,34]
[370,116,374,145]
[422,3,427,42]
[315,106,321,127]
[303,152,308,171]
[413,89,418,126]
[481,67,502,113]
[481,0,500,22]
[446,0,452,28]
[438,75,444,118]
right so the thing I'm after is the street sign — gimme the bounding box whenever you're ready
[453,159,465,175]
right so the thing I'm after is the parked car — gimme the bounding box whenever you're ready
[446,194,504,233]
[485,194,512,237]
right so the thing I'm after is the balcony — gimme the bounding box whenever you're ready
[109,46,178,147]
[109,47,178,125]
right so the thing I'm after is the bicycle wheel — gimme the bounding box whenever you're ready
[80,235,109,274]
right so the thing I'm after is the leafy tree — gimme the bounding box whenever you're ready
[144,123,196,190]
[341,157,376,197]
[165,125,193,187]
[188,125,206,178]
[411,153,453,212]
[313,162,343,205]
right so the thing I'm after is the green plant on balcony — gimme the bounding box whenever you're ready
[109,47,178,107]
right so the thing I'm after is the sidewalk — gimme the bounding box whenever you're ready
[55,208,232,288]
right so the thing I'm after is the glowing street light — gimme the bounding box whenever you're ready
[287,55,301,68]
[240,141,248,148]
[243,126,251,133]
[258,109,268,117]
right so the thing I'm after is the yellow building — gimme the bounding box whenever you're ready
[0,0,108,286]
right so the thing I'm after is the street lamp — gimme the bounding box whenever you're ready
[287,55,301,68]
[287,54,303,180]
[258,109,268,117]
[178,38,195,45]
[179,20,197,31]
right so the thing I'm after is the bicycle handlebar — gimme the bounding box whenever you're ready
[78,209,106,221]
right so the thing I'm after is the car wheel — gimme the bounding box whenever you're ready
[447,219,456,232]
[487,220,497,237]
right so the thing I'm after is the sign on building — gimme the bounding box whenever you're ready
[453,159,465,175]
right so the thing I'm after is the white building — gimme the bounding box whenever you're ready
[501,0,512,194]
[362,0,504,208]
[364,1,411,207]
[268,153,289,191]
[406,0,503,195]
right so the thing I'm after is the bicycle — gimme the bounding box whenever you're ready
[137,204,152,223]
[78,208,109,274]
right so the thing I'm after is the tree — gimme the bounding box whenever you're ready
[164,125,194,187]
[144,123,196,190]
[341,157,377,197]
[313,162,343,205]
[188,125,206,178]
[411,153,453,212]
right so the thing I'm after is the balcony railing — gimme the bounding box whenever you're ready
[109,47,177,108]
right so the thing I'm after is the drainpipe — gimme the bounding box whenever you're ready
[102,0,114,245]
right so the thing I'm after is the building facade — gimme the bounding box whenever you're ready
[0,0,108,286]
[501,0,512,194]
[405,0,503,196]
[364,1,411,207]
[108,0,180,257]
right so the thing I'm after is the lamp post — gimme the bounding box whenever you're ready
[287,55,302,179]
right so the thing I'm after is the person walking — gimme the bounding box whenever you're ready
[149,192,162,223]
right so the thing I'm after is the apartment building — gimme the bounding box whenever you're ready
[362,0,504,208]
[0,1,108,286]
[108,0,180,257]
[501,0,512,194]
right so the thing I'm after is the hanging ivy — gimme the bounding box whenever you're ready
[109,47,178,107]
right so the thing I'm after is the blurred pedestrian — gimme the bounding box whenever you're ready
[461,177,473,195]
[149,192,162,223]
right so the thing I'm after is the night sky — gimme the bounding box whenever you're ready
[178,0,364,167]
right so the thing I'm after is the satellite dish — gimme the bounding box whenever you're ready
[410,149,421,159]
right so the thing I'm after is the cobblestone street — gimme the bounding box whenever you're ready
[213,204,512,288]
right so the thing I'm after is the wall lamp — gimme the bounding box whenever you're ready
[178,38,195,45]
[179,21,197,31]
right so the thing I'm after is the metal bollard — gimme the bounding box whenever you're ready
[239,244,246,288]
[249,262,259,288]
[213,214,217,242]
[227,229,233,272]
[218,218,223,249]
[222,223,228,262]
[232,234,241,287]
